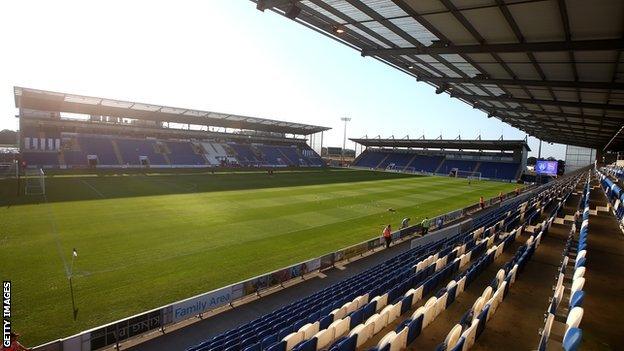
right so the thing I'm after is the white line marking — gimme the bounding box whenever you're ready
[42,194,70,278]
[80,179,105,198]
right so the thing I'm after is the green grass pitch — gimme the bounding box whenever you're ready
[0,168,519,346]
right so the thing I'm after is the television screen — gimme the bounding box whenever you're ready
[535,160,558,175]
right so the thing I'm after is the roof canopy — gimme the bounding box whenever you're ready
[253,0,624,149]
[351,138,530,151]
[14,87,330,135]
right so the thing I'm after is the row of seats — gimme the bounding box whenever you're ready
[438,176,580,351]
[598,169,624,221]
[306,223,520,351]
[537,174,589,351]
[372,228,521,351]
[285,230,498,351]
[186,180,570,351]
[21,134,324,168]
[353,149,520,180]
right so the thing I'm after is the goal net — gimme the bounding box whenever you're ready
[386,165,416,173]
[25,168,46,196]
[385,164,402,172]
[454,169,482,180]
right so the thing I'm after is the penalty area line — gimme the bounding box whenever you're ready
[42,193,71,278]
[80,179,105,198]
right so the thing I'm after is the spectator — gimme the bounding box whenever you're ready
[479,196,485,209]
[401,217,410,229]
[499,191,504,202]
[383,224,392,249]
[421,217,430,235]
[515,187,520,196]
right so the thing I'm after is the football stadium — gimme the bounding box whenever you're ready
[1,1,623,351]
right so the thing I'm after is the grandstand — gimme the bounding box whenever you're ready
[15,87,328,169]
[351,138,528,181]
[4,0,624,350]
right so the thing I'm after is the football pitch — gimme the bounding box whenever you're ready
[0,168,519,346]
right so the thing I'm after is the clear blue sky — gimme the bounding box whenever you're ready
[0,0,566,159]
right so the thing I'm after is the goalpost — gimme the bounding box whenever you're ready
[454,169,482,181]
[25,168,46,196]
[386,165,416,174]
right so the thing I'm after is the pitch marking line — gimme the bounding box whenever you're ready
[80,179,105,198]
[42,194,71,278]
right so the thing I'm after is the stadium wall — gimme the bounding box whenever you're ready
[31,187,532,351]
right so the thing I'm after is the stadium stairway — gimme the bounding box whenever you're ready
[365,219,531,350]
[278,149,295,165]
[111,139,124,165]
[463,179,582,350]
[57,150,65,167]
[403,154,418,172]
[359,224,526,351]
[375,154,390,170]
[162,150,172,166]
[434,159,445,174]
[536,176,590,351]
[559,171,624,350]
[472,162,481,174]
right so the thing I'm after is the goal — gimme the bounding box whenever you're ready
[386,165,415,173]
[385,164,402,172]
[454,169,482,181]
[25,168,46,195]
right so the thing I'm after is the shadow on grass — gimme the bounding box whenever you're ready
[0,168,420,206]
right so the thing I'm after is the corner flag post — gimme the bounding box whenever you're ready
[69,248,78,320]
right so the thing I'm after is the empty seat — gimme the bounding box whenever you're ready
[422,297,437,328]
[390,327,408,351]
[299,322,319,340]
[313,328,335,350]
[372,294,389,312]
[562,327,582,351]
[349,323,373,348]
[565,307,584,334]
[328,317,350,339]
[283,331,304,351]
[376,331,396,350]
[571,278,585,295]
[569,291,585,309]
[444,324,463,351]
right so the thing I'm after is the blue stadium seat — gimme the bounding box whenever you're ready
[562,328,582,351]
